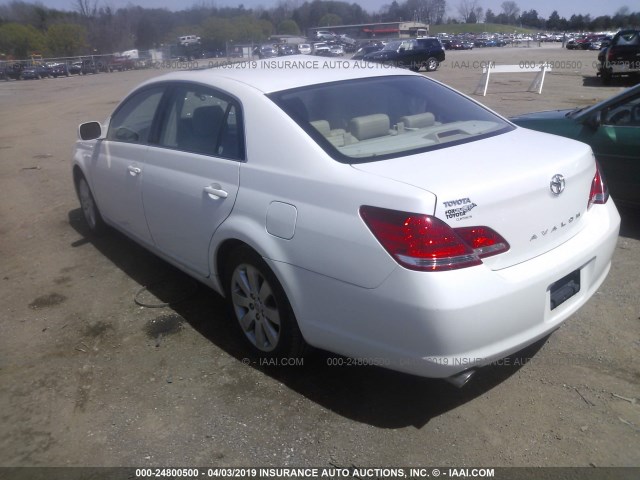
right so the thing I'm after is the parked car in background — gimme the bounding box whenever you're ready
[277,44,297,56]
[20,64,51,79]
[178,35,201,46]
[597,29,640,84]
[68,62,81,75]
[312,42,331,56]
[351,44,382,60]
[565,38,581,49]
[315,30,335,41]
[72,59,619,386]
[2,62,23,80]
[109,56,135,72]
[49,62,70,77]
[298,44,312,55]
[362,37,445,71]
[329,44,344,56]
[79,59,99,75]
[256,44,277,59]
[511,83,640,206]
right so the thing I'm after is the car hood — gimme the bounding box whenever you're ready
[510,109,574,121]
[352,127,596,270]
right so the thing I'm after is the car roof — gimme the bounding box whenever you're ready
[141,55,419,94]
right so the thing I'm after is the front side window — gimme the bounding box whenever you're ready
[603,94,640,126]
[158,84,244,160]
[107,87,165,144]
[270,76,513,163]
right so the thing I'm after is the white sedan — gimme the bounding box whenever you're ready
[73,57,620,386]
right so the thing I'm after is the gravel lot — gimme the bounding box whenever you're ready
[0,43,638,469]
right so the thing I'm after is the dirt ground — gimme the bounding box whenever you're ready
[0,43,639,469]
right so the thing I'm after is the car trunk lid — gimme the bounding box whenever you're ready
[352,128,596,270]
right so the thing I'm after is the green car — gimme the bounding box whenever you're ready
[511,83,640,207]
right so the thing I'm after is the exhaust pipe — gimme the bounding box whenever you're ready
[445,369,476,388]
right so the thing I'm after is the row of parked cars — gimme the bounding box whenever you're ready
[566,34,612,50]
[1,56,140,81]
[256,36,446,72]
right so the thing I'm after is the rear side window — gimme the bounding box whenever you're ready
[419,39,440,48]
[158,84,244,160]
[108,87,165,144]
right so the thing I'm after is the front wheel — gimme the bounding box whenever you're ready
[76,176,106,234]
[226,247,305,358]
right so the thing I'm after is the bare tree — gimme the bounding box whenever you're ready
[458,0,480,23]
[74,0,98,18]
[474,5,484,22]
[500,1,520,22]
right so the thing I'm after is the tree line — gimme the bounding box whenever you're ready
[0,0,638,59]
[456,1,638,31]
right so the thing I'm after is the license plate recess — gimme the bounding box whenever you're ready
[549,269,581,310]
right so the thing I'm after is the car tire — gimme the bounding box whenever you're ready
[76,175,107,235]
[426,57,439,71]
[601,68,612,85]
[226,246,306,359]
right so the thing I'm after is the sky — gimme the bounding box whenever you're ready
[1,0,634,21]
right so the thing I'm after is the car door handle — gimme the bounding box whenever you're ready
[204,184,228,199]
[127,165,141,176]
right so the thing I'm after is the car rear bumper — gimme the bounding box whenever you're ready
[274,200,620,378]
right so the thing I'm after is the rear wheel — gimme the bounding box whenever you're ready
[226,247,305,358]
[76,176,106,234]
[426,57,439,71]
[601,68,613,85]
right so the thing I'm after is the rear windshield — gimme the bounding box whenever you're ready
[616,31,639,46]
[269,75,513,163]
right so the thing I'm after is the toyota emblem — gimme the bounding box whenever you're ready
[550,174,565,196]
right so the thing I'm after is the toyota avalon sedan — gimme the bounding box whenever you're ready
[73,57,620,386]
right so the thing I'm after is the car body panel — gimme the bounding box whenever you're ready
[142,147,240,277]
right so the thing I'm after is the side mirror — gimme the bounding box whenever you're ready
[583,112,601,130]
[78,121,103,140]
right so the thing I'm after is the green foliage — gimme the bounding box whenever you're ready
[318,13,342,26]
[0,22,46,58]
[46,23,87,56]
[200,15,274,50]
[278,19,300,35]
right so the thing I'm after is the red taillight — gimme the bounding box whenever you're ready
[588,162,609,210]
[360,206,509,271]
[455,226,510,258]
